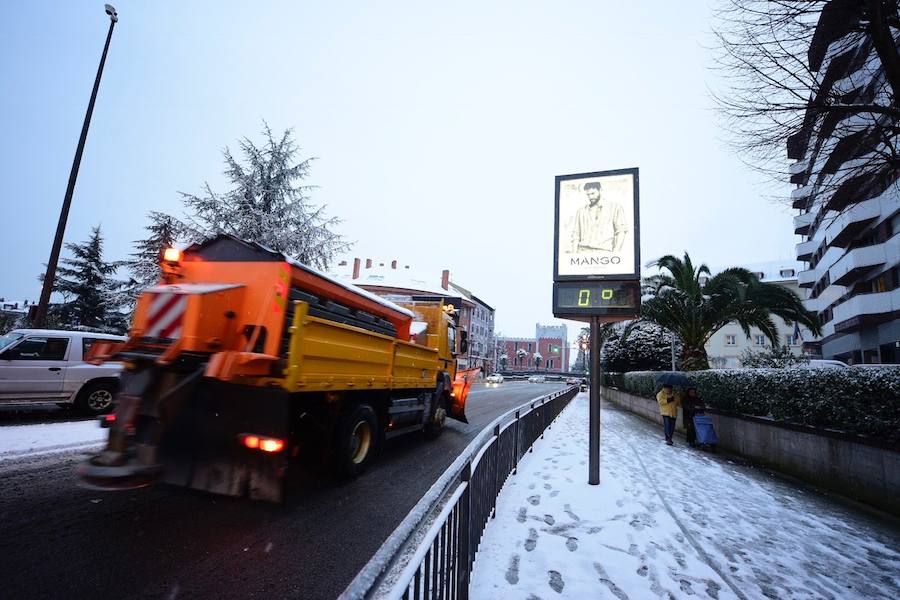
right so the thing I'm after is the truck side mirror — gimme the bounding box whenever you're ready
[459,330,469,355]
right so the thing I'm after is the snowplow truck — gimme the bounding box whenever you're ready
[77,235,476,502]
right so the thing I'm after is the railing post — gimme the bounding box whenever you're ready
[492,424,501,519]
[457,461,472,600]
[529,403,535,452]
[512,411,520,475]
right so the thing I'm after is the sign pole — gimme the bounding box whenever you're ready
[588,316,601,485]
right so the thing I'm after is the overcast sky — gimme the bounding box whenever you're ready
[0,1,799,340]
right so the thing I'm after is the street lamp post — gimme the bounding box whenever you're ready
[33,5,119,327]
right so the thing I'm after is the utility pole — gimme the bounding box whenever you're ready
[588,318,601,485]
[33,5,119,327]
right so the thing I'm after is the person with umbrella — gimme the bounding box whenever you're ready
[655,373,694,446]
[682,386,706,447]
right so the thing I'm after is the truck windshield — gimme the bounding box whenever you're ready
[0,332,23,352]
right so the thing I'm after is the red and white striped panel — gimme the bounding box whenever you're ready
[145,293,188,339]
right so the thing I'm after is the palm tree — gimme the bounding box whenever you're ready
[625,253,821,371]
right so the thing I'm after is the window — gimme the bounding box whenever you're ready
[82,337,98,356]
[786,335,797,346]
[754,335,765,346]
[5,336,69,360]
[725,335,736,346]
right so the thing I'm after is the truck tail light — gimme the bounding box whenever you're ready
[239,434,285,453]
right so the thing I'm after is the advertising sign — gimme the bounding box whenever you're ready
[554,168,639,280]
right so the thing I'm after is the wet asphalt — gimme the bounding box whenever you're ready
[0,381,565,600]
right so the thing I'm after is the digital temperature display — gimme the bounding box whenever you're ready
[552,280,640,319]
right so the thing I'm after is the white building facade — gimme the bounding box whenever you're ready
[705,264,815,368]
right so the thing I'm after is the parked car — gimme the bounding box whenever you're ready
[800,359,849,369]
[485,373,504,385]
[0,329,125,414]
[527,375,546,383]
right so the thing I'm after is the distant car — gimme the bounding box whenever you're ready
[565,377,580,385]
[485,373,504,385]
[799,359,849,369]
[527,375,546,383]
[0,329,125,415]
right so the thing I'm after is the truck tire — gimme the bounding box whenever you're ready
[423,393,448,440]
[77,381,116,416]
[332,404,379,478]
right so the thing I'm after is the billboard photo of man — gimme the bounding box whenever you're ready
[571,181,627,253]
[556,169,638,278]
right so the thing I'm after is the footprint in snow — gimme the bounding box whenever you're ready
[637,565,648,577]
[525,528,539,552]
[550,490,560,497]
[679,579,695,596]
[505,554,520,584]
[517,507,527,523]
[528,483,536,490]
[543,483,552,490]
[566,537,578,552]
[593,563,629,600]
[563,504,579,521]
[543,514,555,525]
[548,570,564,593]
[528,495,541,506]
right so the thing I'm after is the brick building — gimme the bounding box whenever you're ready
[497,323,569,373]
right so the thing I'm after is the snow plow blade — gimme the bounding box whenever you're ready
[450,367,480,424]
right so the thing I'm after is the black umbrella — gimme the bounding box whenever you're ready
[655,372,697,388]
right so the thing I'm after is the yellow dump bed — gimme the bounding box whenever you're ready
[283,301,440,393]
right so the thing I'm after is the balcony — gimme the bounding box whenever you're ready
[829,242,889,286]
[791,185,813,209]
[832,287,900,333]
[793,211,815,235]
[797,268,821,288]
[824,197,881,248]
[789,159,809,185]
[796,238,820,261]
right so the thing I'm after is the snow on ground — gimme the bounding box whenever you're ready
[0,419,106,461]
[471,394,900,600]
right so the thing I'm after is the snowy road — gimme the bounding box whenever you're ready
[471,394,900,600]
[0,382,565,599]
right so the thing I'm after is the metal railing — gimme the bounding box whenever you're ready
[340,386,578,600]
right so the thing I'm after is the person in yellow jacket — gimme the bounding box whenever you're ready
[656,384,681,446]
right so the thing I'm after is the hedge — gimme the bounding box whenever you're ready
[604,368,900,445]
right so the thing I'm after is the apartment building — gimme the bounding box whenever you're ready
[789,8,900,364]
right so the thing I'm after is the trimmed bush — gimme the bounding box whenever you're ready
[607,368,900,444]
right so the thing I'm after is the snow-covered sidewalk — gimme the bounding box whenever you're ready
[0,419,105,462]
[470,394,900,599]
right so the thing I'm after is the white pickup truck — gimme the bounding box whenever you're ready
[0,329,124,415]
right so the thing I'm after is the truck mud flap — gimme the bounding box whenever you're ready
[157,380,292,503]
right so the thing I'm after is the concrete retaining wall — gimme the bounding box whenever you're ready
[602,386,900,517]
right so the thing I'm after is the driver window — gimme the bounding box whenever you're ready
[448,326,457,354]
[6,337,69,361]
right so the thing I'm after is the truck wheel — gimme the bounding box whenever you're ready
[77,382,116,416]
[424,395,447,440]
[333,404,379,478]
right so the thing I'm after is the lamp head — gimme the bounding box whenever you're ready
[105,4,118,23]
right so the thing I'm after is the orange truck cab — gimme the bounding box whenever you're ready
[78,235,475,502]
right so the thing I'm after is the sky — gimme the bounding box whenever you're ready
[0,1,800,340]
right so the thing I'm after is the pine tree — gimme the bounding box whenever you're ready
[177,123,349,270]
[125,211,180,293]
[51,226,126,333]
